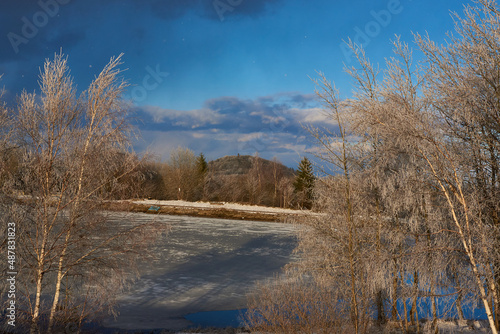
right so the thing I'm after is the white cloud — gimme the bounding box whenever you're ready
[237,132,264,142]
[289,107,339,126]
[192,132,206,139]
[133,93,334,167]
[140,105,222,128]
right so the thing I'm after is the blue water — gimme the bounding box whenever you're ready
[183,282,491,329]
[392,295,488,321]
[185,309,247,328]
[183,295,490,329]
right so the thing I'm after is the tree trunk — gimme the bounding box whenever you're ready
[31,221,49,334]
[489,270,499,330]
[452,264,465,321]
[48,229,71,333]
[48,267,64,333]
[376,290,386,325]
[496,274,500,330]
[474,270,498,334]
[412,271,419,332]
[431,279,437,334]
[31,265,44,334]
[403,299,409,333]
[349,225,359,334]
[392,266,398,321]
[456,291,465,320]
[421,152,498,334]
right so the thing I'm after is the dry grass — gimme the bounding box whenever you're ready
[245,275,355,334]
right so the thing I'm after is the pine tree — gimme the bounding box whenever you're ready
[197,153,208,176]
[294,157,315,209]
[196,153,208,200]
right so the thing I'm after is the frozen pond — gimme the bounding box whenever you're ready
[102,212,298,331]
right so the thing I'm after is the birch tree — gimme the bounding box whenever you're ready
[164,147,198,201]
[346,22,500,333]
[1,53,167,333]
[248,2,500,333]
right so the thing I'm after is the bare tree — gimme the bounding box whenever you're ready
[270,157,282,207]
[248,2,500,333]
[344,25,500,333]
[246,153,264,205]
[246,274,350,334]
[163,146,199,201]
[0,87,14,190]
[343,34,500,332]
[415,1,500,328]
[278,176,295,208]
[0,53,168,333]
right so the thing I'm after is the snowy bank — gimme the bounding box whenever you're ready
[102,199,320,222]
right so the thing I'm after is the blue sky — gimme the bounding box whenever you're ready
[0,0,470,167]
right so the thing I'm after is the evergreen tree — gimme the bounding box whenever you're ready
[196,153,208,200]
[294,157,315,209]
[197,153,208,176]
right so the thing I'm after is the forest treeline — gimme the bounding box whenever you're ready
[247,1,500,334]
[129,150,316,209]
[2,143,318,209]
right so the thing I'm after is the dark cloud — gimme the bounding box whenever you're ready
[289,93,317,108]
[0,0,84,62]
[203,96,253,114]
[0,1,41,20]
[136,93,331,138]
[0,0,283,69]
[46,30,86,50]
[131,93,337,166]
[227,0,281,17]
[200,0,282,21]
[146,0,202,20]
[141,0,282,21]
[200,95,306,133]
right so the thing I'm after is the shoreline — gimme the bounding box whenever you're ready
[101,199,315,222]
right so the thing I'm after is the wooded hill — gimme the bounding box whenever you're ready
[135,151,304,208]
[208,155,295,177]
